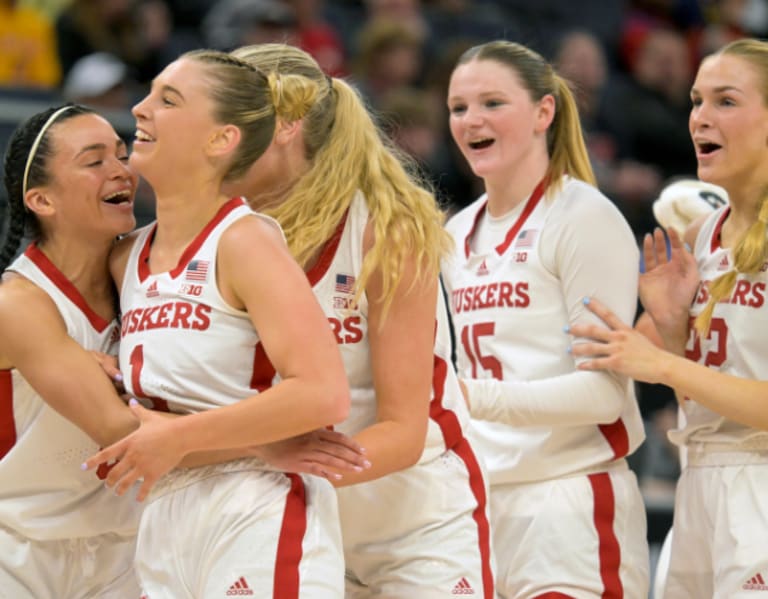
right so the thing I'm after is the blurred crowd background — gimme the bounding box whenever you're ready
[2,0,768,554]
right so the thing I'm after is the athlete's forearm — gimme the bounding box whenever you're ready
[464,370,627,427]
[659,355,768,430]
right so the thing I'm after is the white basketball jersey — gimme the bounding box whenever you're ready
[668,206,768,448]
[0,244,140,540]
[442,177,644,484]
[308,192,470,462]
[119,198,279,414]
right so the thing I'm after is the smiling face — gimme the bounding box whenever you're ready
[130,57,224,189]
[447,58,551,183]
[40,113,137,239]
[689,52,768,194]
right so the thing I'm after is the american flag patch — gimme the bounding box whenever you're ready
[515,229,537,248]
[185,260,209,282]
[335,273,355,294]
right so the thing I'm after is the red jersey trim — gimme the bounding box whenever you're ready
[430,337,494,597]
[588,472,624,599]
[273,472,307,598]
[24,243,111,332]
[0,370,16,460]
[306,210,349,286]
[464,177,548,259]
[138,197,246,283]
[598,419,630,460]
[710,207,730,253]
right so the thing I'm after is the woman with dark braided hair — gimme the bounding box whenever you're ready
[0,104,143,598]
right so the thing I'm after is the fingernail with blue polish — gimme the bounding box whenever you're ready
[81,462,88,471]
[562,325,570,334]
[582,297,591,305]
[113,372,123,382]
[129,398,139,407]
[566,346,572,354]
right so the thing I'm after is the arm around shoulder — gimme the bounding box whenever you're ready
[0,279,137,446]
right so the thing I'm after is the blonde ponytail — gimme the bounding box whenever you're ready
[695,192,768,334]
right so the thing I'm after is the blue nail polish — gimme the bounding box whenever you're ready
[566,346,572,354]
[113,372,123,382]
[81,462,88,471]
[562,325,570,334]
[582,297,591,305]
[129,397,139,406]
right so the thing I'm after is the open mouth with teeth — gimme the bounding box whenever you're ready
[135,130,155,142]
[103,190,132,205]
[469,138,494,150]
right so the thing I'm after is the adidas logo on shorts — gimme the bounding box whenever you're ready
[452,576,475,594]
[226,576,254,595]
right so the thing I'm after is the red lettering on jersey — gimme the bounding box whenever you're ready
[497,282,514,307]
[515,281,530,307]
[136,305,159,331]
[452,281,530,312]
[192,304,211,330]
[122,302,211,336]
[342,316,363,343]
[170,302,193,328]
[750,282,765,308]
[155,302,173,328]
[731,280,750,306]
[328,316,363,344]
[486,282,498,305]
[472,285,487,310]
[329,317,343,343]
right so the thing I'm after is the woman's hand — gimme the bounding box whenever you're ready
[89,351,126,395]
[257,429,371,481]
[639,227,699,329]
[569,297,668,385]
[83,399,183,501]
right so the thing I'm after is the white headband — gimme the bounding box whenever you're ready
[22,105,75,204]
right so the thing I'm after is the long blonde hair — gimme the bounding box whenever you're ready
[184,49,320,182]
[454,40,596,192]
[694,38,768,335]
[232,44,452,318]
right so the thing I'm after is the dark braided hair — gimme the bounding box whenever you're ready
[0,104,94,272]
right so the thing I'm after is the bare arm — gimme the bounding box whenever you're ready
[0,278,137,446]
[571,297,768,431]
[332,226,435,487]
[85,215,350,497]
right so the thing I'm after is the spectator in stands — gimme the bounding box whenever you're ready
[0,0,60,89]
[55,0,175,84]
[554,29,663,238]
[352,18,426,110]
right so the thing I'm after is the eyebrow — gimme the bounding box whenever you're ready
[691,85,743,95]
[75,139,128,158]
[158,83,184,100]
